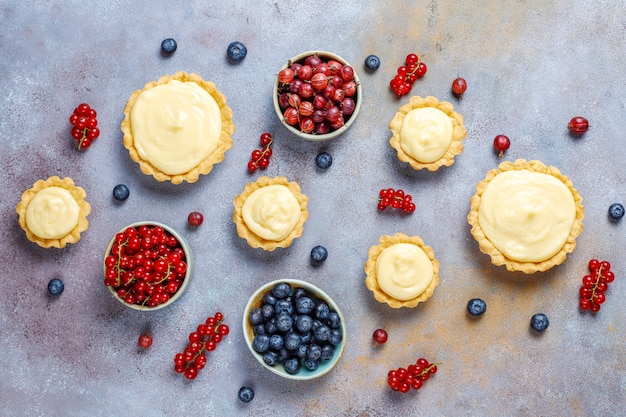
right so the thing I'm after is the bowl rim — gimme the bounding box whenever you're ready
[272,50,363,142]
[103,221,192,311]
[242,278,346,380]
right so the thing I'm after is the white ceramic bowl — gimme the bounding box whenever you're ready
[103,221,192,311]
[243,279,346,380]
[273,50,362,142]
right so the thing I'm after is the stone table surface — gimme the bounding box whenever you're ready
[1,1,625,416]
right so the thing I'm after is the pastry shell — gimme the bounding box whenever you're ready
[16,176,91,249]
[389,95,466,171]
[364,233,440,308]
[467,159,584,273]
[232,176,309,251]
[121,71,235,184]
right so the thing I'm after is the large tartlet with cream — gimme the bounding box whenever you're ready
[233,176,309,251]
[16,176,91,249]
[389,95,466,171]
[121,71,235,184]
[468,159,584,273]
[365,233,440,308]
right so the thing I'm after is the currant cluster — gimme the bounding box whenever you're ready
[387,358,439,393]
[276,54,358,135]
[389,53,427,97]
[103,225,188,308]
[579,259,615,313]
[174,312,230,380]
[248,132,274,172]
[378,188,416,213]
[69,103,100,150]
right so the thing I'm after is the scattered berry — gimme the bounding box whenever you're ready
[466,298,486,316]
[579,259,614,313]
[451,77,467,96]
[387,357,439,393]
[315,152,332,169]
[493,134,510,157]
[364,54,380,71]
[69,103,99,150]
[530,313,549,332]
[248,132,274,172]
[389,53,427,98]
[608,203,624,220]
[112,184,130,201]
[372,328,388,346]
[310,245,328,264]
[161,38,177,54]
[377,188,415,213]
[238,386,254,403]
[187,211,204,227]
[138,333,153,349]
[567,116,589,135]
[227,41,247,62]
[47,278,64,295]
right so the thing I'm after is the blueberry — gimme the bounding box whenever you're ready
[609,203,624,220]
[314,303,330,321]
[112,184,130,201]
[226,41,247,62]
[530,313,549,332]
[307,344,322,361]
[296,343,309,358]
[272,282,291,299]
[261,304,275,320]
[264,318,277,335]
[284,357,301,374]
[263,350,279,366]
[328,329,343,346]
[320,344,335,361]
[364,54,380,71]
[296,315,313,333]
[248,308,264,325]
[296,296,315,314]
[253,324,266,336]
[292,287,307,300]
[310,245,328,265]
[325,312,341,329]
[284,332,302,351]
[252,334,270,353]
[238,386,254,403]
[300,331,312,345]
[269,334,284,350]
[467,298,487,316]
[161,38,177,55]
[275,299,294,316]
[314,325,331,343]
[315,152,332,169]
[47,278,64,295]
[304,359,319,371]
[263,292,278,306]
[277,347,290,363]
[275,314,293,333]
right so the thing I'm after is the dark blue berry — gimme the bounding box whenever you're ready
[263,350,279,366]
[112,184,130,201]
[275,299,294,316]
[328,329,343,346]
[269,334,284,350]
[277,348,290,363]
[272,282,291,299]
[364,54,380,71]
[264,318,278,335]
[249,308,264,325]
[608,203,624,220]
[253,324,266,336]
[300,331,312,345]
[226,41,247,62]
[238,386,254,403]
[314,303,330,321]
[275,314,293,333]
[263,292,278,306]
[307,344,322,361]
[296,315,313,333]
[467,298,487,316]
[530,313,549,332]
[325,312,341,329]
[315,152,332,169]
[47,278,64,295]
[161,38,177,55]
[284,332,302,351]
[292,287,307,300]
[320,344,335,361]
[284,357,301,374]
[296,297,315,314]
[314,325,331,343]
[296,343,308,358]
[252,335,270,353]
[261,304,275,320]
[310,245,328,264]
[304,359,319,371]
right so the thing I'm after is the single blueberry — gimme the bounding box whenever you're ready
[226,41,247,62]
[315,152,332,169]
[263,350,279,366]
[609,203,624,220]
[292,287,307,300]
[284,357,301,374]
[310,245,328,264]
[531,313,549,332]
[314,325,331,343]
[277,347,290,363]
[253,324,266,336]
[296,315,314,333]
[314,303,330,321]
[248,308,264,325]
[296,296,315,314]
[47,278,64,295]
[300,331,312,345]
[467,298,487,316]
[284,332,302,351]
[252,334,270,353]
[307,344,322,361]
[161,38,177,54]
[311,319,324,331]
[325,312,341,329]
[364,54,381,71]
[275,299,294,316]
[263,292,278,306]
[304,359,319,371]
[296,343,309,358]
[238,386,254,403]
[269,334,284,350]
[320,344,335,361]
[272,282,291,299]
[275,314,293,333]
[328,329,343,346]
[264,318,278,335]
[112,184,130,201]
[261,304,275,320]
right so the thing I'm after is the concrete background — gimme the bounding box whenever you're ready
[1,1,624,416]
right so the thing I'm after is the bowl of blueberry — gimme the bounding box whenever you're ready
[273,51,362,142]
[243,279,346,380]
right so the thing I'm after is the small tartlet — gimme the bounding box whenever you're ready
[364,233,440,308]
[467,159,584,273]
[233,176,309,251]
[16,176,91,249]
[389,95,466,171]
[121,71,235,184]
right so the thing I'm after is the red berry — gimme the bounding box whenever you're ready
[372,328,388,345]
[452,77,467,96]
[138,334,153,349]
[188,211,204,227]
[493,135,510,157]
[568,116,589,135]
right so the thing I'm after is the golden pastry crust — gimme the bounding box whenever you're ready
[232,176,309,251]
[389,95,466,171]
[467,159,584,273]
[121,71,235,184]
[364,233,440,308]
[16,176,91,249]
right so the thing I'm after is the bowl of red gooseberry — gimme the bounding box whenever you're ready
[103,222,192,311]
[273,51,362,142]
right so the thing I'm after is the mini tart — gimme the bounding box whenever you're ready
[16,176,90,249]
[121,71,235,184]
[364,233,440,308]
[467,159,584,273]
[389,95,466,171]
[233,176,309,251]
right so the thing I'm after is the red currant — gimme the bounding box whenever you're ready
[138,334,153,349]
[377,188,414,213]
[493,134,510,157]
[70,103,99,151]
[248,132,274,171]
[579,259,614,313]
[568,116,589,135]
[372,328,388,346]
[452,77,467,96]
[187,211,204,227]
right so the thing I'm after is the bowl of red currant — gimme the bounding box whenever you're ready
[103,222,192,311]
[243,279,346,380]
[273,51,362,142]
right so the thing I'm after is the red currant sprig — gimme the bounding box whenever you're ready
[248,132,273,172]
[579,259,614,313]
[377,188,416,213]
[389,53,427,98]
[69,103,100,150]
[173,312,230,380]
[387,358,440,393]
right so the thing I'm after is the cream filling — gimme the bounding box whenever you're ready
[478,170,576,262]
[376,243,433,301]
[26,187,80,239]
[130,80,222,175]
[400,107,453,163]
[242,185,301,241]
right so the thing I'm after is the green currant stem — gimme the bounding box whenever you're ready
[588,265,604,302]
[154,261,173,285]
[404,57,424,82]
[115,240,129,287]
[77,129,89,150]
[418,362,441,377]
[253,142,273,164]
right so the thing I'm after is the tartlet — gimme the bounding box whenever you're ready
[16,176,91,249]
[389,95,466,171]
[364,233,440,308]
[467,159,584,273]
[121,71,235,184]
[233,176,309,251]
